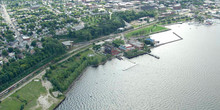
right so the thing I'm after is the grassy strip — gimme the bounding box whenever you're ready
[158,16,192,25]
[125,25,168,38]
[0,80,47,110]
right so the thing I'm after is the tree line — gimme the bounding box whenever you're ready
[55,16,125,42]
[55,10,157,42]
[113,10,157,22]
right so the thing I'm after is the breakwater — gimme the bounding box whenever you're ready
[155,32,183,47]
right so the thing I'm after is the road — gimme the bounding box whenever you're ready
[1,5,12,25]
[1,4,21,40]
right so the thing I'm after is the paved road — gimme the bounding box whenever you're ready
[1,4,20,39]
[1,5,12,25]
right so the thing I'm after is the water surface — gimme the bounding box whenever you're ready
[57,21,220,110]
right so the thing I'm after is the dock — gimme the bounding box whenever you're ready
[122,64,138,71]
[116,56,123,60]
[146,53,160,59]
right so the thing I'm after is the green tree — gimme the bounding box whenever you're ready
[112,39,124,47]
[92,45,101,51]
[31,40,37,47]
[8,47,14,53]
[2,50,8,56]
[26,44,29,49]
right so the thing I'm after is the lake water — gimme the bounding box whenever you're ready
[57,21,220,110]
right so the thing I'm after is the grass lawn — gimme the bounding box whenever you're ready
[125,25,168,38]
[0,79,47,110]
[132,24,139,28]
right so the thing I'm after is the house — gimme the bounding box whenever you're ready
[37,42,43,48]
[31,5,41,10]
[62,41,74,49]
[145,38,155,42]
[145,38,157,46]
[119,44,135,52]
[159,4,166,11]
[9,53,15,59]
[3,58,8,63]
[22,36,31,41]
[30,49,35,55]
[139,17,149,21]
[118,27,125,31]
[141,4,157,11]
[173,4,181,10]
[129,40,144,49]
[104,45,120,55]
[17,53,24,59]
[0,57,3,65]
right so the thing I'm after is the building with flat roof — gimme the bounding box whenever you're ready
[62,41,74,49]
[129,40,144,49]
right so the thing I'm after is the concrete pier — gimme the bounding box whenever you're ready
[155,32,183,47]
[146,53,160,59]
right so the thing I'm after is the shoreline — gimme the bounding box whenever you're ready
[0,21,187,110]
[53,97,66,110]
[53,57,112,110]
[53,21,220,110]
[52,23,181,110]
[63,56,112,95]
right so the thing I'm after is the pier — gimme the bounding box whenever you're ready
[123,64,138,71]
[155,32,183,47]
[146,53,160,59]
[116,56,123,60]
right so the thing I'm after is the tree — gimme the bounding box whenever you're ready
[31,40,37,47]
[112,39,124,47]
[92,44,101,51]
[8,47,14,53]
[26,44,29,49]
[14,48,21,54]
[2,50,8,56]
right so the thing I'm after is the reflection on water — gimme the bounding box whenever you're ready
[57,21,220,110]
